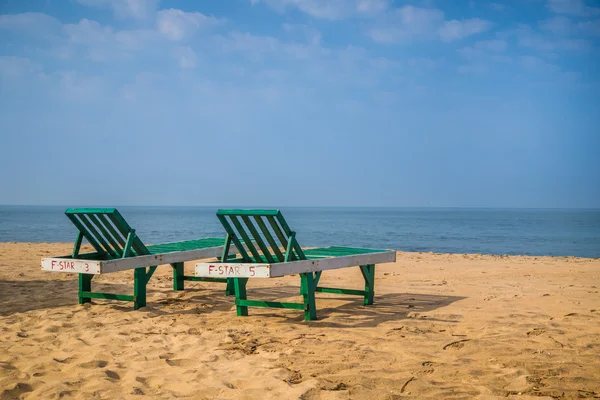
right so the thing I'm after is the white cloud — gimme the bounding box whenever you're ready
[75,0,158,19]
[369,6,490,43]
[157,9,223,41]
[282,23,322,45]
[0,56,43,77]
[368,6,444,43]
[516,26,591,51]
[475,39,508,52]
[0,12,62,34]
[546,0,600,16]
[64,19,113,45]
[540,16,600,36]
[251,0,389,20]
[489,3,506,11]
[175,46,197,68]
[439,18,492,42]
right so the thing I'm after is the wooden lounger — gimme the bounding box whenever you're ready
[41,208,237,309]
[195,209,396,320]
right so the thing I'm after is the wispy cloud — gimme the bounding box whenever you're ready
[250,0,389,20]
[546,0,600,17]
[75,0,159,19]
[156,8,223,40]
[439,18,492,42]
[368,6,490,43]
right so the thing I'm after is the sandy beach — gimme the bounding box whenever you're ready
[1,242,599,399]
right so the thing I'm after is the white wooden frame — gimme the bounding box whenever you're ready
[41,243,242,275]
[195,250,396,279]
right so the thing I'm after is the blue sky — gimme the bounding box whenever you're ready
[0,0,598,208]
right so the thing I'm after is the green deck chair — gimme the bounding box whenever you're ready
[41,208,234,309]
[197,209,395,320]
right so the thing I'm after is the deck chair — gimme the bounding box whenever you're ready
[195,209,396,320]
[41,208,238,309]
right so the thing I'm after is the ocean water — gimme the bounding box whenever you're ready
[0,206,599,258]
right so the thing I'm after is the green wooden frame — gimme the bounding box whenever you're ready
[65,208,228,310]
[216,209,377,321]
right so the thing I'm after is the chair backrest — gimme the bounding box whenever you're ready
[216,209,306,263]
[65,208,149,258]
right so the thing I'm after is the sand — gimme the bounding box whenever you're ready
[1,243,599,399]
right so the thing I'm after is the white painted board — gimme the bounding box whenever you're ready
[195,263,271,278]
[41,258,101,274]
[194,250,396,279]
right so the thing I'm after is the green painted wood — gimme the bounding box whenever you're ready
[66,208,117,214]
[285,234,296,262]
[266,215,289,257]
[72,231,84,258]
[96,213,126,247]
[172,262,184,291]
[235,299,305,310]
[89,214,123,257]
[77,214,118,257]
[241,215,275,263]
[301,272,317,321]
[217,209,280,217]
[78,274,93,304]
[133,268,146,310]
[66,214,106,257]
[147,238,226,254]
[229,216,262,262]
[304,246,386,257]
[253,216,284,261]
[233,278,249,316]
[122,230,136,258]
[217,214,251,262]
[315,287,366,296]
[360,264,375,305]
[183,276,228,283]
[78,292,135,302]
[107,211,149,256]
[146,265,158,281]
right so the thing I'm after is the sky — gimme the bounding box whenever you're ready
[0,0,598,208]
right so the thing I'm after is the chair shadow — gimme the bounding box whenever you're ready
[1,279,466,328]
[152,284,467,328]
[0,279,134,316]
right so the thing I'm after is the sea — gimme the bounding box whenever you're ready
[0,206,599,258]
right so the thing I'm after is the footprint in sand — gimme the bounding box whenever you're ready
[1,382,33,399]
[443,339,470,350]
[527,328,545,337]
[105,370,120,380]
[78,360,108,369]
[165,358,197,368]
[53,356,76,364]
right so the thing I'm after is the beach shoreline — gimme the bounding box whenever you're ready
[1,242,599,399]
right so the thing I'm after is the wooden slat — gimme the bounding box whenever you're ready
[96,214,126,247]
[253,216,284,261]
[78,214,117,257]
[65,214,106,257]
[217,209,280,217]
[217,214,251,262]
[229,215,262,262]
[89,214,123,257]
[241,216,275,263]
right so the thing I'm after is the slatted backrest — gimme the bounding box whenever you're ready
[216,209,306,263]
[65,208,149,258]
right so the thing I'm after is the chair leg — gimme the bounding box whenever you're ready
[360,264,375,306]
[133,267,147,310]
[172,262,184,291]
[225,278,235,296]
[233,278,249,316]
[300,272,317,321]
[78,273,93,304]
